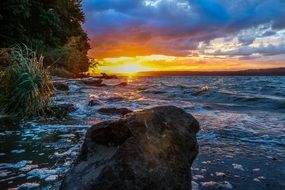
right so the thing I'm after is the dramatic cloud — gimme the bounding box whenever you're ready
[83,0,285,66]
[212,43,285,56]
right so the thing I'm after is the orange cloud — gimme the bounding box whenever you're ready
[90,54,283,74]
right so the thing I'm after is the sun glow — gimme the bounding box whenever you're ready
[88,53,282,76]
[99,63,152,75]
[92,55,175,75]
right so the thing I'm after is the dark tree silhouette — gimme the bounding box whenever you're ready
[0,0,90,73]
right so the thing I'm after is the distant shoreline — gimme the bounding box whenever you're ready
[135,67,285,76]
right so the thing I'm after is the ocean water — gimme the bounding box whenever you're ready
[0,76,285,189]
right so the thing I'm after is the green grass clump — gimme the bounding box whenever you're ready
[0,45,53,117]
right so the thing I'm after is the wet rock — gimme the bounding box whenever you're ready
[50,103,77,112]
[88,99,102,106]
[116,82,128,87]
[99,73,118,79]
[98,107,133,115]
[61,106,200,190]
[47,103,77,117]
[82,78,107,87]
[88,94,104,106]
[88,100,96,106]
[107,96,125,102]
[53,82,69,91]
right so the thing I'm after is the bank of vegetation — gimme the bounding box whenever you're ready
[0,0,89,116]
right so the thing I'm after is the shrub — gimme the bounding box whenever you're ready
[43,36,90,74]
[49,67,74,78]
[0,45,53,117]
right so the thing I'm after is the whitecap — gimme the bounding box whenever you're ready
[11,149,25,154]
[17,182,40,189]
[232,163,245,171]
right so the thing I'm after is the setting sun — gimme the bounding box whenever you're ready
[97,62,153,75]
[89,54,283,75]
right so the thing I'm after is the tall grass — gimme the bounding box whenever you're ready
[0,45,53,117]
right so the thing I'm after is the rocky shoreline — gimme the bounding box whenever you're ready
[51,78,202,190]
[1,76,284,190]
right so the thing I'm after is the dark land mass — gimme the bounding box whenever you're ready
[138,68,285,76]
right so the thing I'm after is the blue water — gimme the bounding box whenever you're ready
[140,76,285,111]
[0,76,285,189]
[130,76,285,147]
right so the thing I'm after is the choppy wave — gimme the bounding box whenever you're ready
[139,76,285,111]
[1,76,285,189]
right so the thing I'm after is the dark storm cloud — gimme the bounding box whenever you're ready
[83,0,285,58]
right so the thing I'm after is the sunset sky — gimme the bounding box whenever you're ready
[83,0,285,73]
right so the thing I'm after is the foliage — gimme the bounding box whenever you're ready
[45,36,90,73]
[49,67,74,78]
[0,0,90,73]
[0,46,53,117]
[0,48,11,68]
[88,58,101,75]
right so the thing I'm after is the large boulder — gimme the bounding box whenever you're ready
[61,106,200,190]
